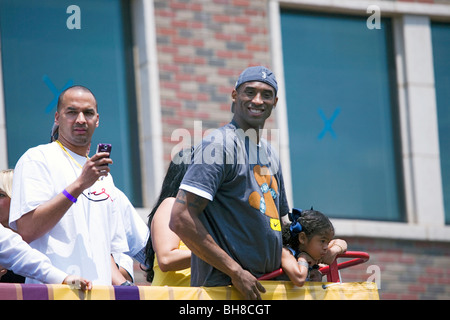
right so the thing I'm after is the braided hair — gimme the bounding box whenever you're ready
[282,208,334,253]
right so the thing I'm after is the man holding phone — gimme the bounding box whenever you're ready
[9,85,129,285]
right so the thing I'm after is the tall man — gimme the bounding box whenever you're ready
[9,85,129,285]
[170,66,302,300]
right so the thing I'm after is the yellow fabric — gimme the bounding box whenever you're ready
[51,284,114,300]
[151,241,191,287]
[47,281,379,300]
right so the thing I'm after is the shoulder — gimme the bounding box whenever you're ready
[154,197,176,219]
[159,197,176,211]
[17,143,56,162]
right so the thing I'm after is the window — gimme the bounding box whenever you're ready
[431,21,450,224]
[0,0,142,205]
[281,10,404,221]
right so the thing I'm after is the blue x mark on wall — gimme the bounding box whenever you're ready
[43,74,74,114]
[318,107,341,140]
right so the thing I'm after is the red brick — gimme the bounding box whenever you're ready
[381,293,398,300]
[160,64,180,73]
[400,293,419,300]
[426,267,445,276]
[189,3,203,11]
[172,20,189,28]
[217,50,234,59]
[213,15,231,23]
[233,0,250,6]
[234,17,251,25]
[418,276,436,284]
[176,92,194,100]
[172,37,190,46]
[196,93,210,101]
[175,73,193,81]
[157,27,177,36]
[155,9,176,18]
[195,75,207,83]
[247,44,268,52]
[408,284,426,293]
[173,55,192,64]
[159,46,178,54]
[162,117,184,126]
[161,99,182,109]
[170,2,188,10]
[161,81,180,90]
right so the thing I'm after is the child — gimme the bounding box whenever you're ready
[282,208,347,281]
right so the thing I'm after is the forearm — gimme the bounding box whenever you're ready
[156,249,191,272]
[169,206,243,280]
[111,255,128,285]
[16,179,84,243]
[281,248,307,287]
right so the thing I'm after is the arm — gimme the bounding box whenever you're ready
[0,225,91,289]
[151,197,190,272]
[281,248,307,287]
[169,190,266,300]
[321,239,348,265]
[16,152,112,243]
[111,255,128,285]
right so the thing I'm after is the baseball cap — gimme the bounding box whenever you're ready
[235,66,278,94]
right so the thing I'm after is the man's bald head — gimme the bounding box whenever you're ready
[57,85,97,112]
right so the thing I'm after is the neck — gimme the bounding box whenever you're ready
[56,138,90,157]
[231,117,263,144]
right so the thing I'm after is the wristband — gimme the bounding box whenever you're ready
[62,189,77,203]
[297,260,309,269]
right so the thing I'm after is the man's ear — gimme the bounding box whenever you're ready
[231,89,237,102]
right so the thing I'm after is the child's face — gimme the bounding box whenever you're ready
[299,229,334,261]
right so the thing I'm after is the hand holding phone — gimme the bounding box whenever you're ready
[96,143,112,166]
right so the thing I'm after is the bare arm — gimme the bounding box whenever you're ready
[151,197,191,272]
[169,189,266,300]
[16,153,112,243]
[281,248,307,287]
[321,239,348,265]
[111,255,128,285]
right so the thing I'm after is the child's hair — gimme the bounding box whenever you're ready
[282,208,334,252]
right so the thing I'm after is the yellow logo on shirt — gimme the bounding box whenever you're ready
[248,165,280,231]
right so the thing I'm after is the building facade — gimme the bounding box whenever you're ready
[1,0,449,299]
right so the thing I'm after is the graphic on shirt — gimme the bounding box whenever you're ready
[248,165,281,231]
[82,188,113,202]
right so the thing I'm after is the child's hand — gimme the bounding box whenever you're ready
[308,268,323,282]
[321,239,347,265]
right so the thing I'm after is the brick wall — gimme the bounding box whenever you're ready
[154,0,275,164]
[338,237,450,300]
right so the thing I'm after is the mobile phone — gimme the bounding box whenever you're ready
[96,143,112,165]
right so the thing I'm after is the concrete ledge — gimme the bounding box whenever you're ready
[332,219,450,242]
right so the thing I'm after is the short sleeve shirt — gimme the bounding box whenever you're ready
[180,121,289,286]
[9,142,129,285]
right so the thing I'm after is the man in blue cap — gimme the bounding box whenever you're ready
[170,66,302,299]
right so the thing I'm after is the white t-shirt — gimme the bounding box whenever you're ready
[9,142,129,285]
[112,188,150,281]
[0,224,67,284]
